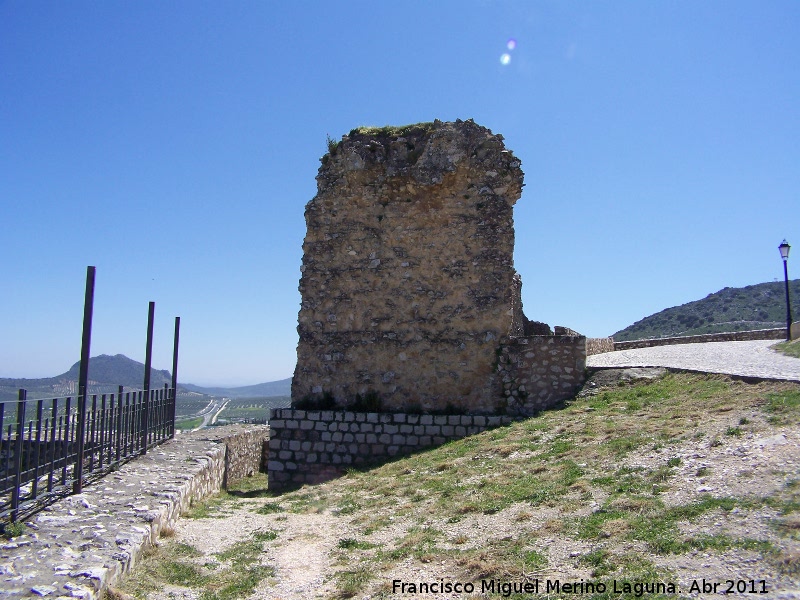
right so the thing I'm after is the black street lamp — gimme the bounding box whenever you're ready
[779,239,792,340]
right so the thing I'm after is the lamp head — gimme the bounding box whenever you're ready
[779,239,790,261]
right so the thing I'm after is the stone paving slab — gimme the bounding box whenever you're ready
[0,430,233,599]
[587,339,800,382]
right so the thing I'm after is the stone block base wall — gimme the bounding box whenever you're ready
[267,409,513,491]
[497,335,586,416]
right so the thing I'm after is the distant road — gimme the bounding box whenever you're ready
[192,397,228,429]
[587,340,800,382]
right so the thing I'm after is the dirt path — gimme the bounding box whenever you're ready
[252,512,341,599]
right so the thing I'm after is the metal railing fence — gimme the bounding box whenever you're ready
[0,384,175,525]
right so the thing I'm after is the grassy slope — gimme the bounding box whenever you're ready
[774,339,800,359]
[116,372,800,600]
[613,280,800,341]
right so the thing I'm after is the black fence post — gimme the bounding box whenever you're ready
[115,385,123,463]
[74,266,95,494]
[171,316,180,438]
[162,383,168,439]
[31,399,44,499]
[141,302,155,454]
[10,389,27,523]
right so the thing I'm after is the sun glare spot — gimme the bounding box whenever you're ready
[500,53,511,65]
[506,39,517,51]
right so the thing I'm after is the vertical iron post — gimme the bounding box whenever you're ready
[171,316,180,437]
[779,240,793,341]
[783,259,792,340]
[74,266,95,493]
[31,399,44,499]
[116,385,123,462]
[10,389,27,523]
[141,301,155,453]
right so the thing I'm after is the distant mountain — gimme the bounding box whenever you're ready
[182,378,292,399]
[614,279,799,341]
[60,354,173,388]
[0,354,174,401]
[1,354,292,402]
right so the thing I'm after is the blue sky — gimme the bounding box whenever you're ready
[2,1,798,386]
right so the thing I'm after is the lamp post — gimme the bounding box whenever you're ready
[779,239,792,340]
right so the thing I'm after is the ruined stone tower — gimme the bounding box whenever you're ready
[292,119,584,414]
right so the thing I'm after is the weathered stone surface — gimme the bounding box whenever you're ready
[0,425,268,599]
[291,119,587,418]
[586,337,615,355]
[293,120,526,412]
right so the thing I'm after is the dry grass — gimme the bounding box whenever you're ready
[119,372,800,599]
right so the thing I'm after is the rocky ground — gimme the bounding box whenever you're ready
[114,369,800,600]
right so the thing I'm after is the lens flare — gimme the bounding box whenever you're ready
[507,39,517,51]
[500,53,511,65]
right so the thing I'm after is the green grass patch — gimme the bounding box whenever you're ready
[349,122,436,139]
[773,339,800,359]
[183,492,236,519]
[334,562,375,598]
[175,417,204,430]
[579,548,616,577]
[201,564,274,600]
[119,518,276,600]
[337,537,378,550]
[255,502,284,515]
[216,530,277,565]
[117,544,210,597]
[227,472,272,498]
[763,389,800,425]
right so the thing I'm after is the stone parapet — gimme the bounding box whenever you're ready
[267,409,513,492]
[586,337,615,356]
[614,328,786,350]
[497,335,586,416]
[0,425,268,599]
[215,425,270,487]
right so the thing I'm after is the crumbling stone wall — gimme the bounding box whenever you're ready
[497,336,586,416]
[292,119,584,414]
[587,337,615,355]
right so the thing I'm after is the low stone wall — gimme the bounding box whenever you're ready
[217,426,271,487]
[586,337,615,356]
[614,328,786,350]
[497,335,586,416]
[792,323,799,341]
[0,425,269,599]
[267,409,513,491]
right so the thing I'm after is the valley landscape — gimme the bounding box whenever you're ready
[0,354,290,429]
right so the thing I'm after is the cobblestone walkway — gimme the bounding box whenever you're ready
[587,340,800,382]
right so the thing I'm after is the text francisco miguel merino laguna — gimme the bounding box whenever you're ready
[392,577,768,596]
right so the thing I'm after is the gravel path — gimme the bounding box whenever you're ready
[587,340,800,382]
